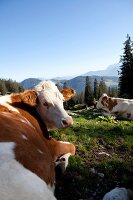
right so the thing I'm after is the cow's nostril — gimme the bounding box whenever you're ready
[62,120,68,126]
[62,117,73,127]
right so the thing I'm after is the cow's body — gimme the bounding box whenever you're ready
[103,187,133,200]
[0,81,75,200]
[97,93,133,120]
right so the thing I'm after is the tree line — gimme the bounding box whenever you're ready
[0,34,132,104]
[63,77,118,108]
[64,34,133,108]
[0,79,24,95]
[119,34,133,98]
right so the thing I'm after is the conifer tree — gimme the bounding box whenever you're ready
[119,34,133,98]
[0,79,24,94]
[84,76,94,106]
[0,79,7,95]
[98,78,107,98]
[93,78,99,100]
[108,87,118,97]
[63,82,68,89]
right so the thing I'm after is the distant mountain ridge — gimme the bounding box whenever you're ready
[63,76,118,94]
[21,78,42,89]
[20,76,118,94]
[20,63,119,93]
[82,63,120,77]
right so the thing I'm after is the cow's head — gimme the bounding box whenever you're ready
[96,93,117,112]
[21,81,75,130]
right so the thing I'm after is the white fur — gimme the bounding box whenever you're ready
[35,81,64,105]
[0,95,35,128]
[37,149,44,154]
[97,94,133,120]
[22,134,28,140]
[0,81,73,130]
[35,81,73,130]
[61,153,71,168]
[56,153,71,169]
[20,117,35,129]
[0,95,19,113]
[103,187,133,200]
[59,141,71,144]
[0,142,56,200]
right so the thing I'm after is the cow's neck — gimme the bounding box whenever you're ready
[11,102,50,139]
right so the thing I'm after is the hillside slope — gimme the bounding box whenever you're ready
[20,76,118,94]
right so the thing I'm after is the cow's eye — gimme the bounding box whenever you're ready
[43,102,49,107]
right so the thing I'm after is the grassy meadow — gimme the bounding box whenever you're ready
[50,108,133,200]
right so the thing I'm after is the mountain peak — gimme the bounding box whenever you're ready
[82,63,120,77]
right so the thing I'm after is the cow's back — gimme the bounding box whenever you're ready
[0,111,56,200]
[0,142,56,200]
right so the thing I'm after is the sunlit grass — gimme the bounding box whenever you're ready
[50,108,133,200]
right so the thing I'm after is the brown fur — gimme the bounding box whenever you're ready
[60,88,76,101]
[101,96,117,111]
[101,96,108,107]
[108,97,118,111]
[0,112,55,185]
[0,105,11,112]
[0,90,75,186]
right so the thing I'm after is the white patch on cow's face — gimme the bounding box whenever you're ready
[0,142,56,200]
[35,81,73,130]
[0,95,19,113]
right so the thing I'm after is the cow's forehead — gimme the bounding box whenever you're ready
[35,81,64,103]
[35,81,58,92]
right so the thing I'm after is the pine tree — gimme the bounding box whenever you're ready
[119,34,133,98]
[108,87,118,97]
[93,78,99,100]
[0,79,7,95]
[98,78,107,98]
[84,76,94,106]
[0,79,24,94]
[5,79,24,93]
[63,82,68,89]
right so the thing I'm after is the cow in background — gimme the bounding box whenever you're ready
[0,81,75,200]
[96,93,133,120]
[103,187,133,200]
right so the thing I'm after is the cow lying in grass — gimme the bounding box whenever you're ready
[0,81,75,200]
[103,187,133,200]
[96,93,133,120]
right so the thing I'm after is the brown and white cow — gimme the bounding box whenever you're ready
[96,93,133,120]
[0,81,75,200]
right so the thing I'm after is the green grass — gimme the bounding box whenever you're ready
[50,108,133,200]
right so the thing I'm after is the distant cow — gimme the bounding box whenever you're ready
[0,81,75,200]
[103,187,133,200]
[96,93,133,120]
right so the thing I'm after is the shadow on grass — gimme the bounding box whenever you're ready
[55,156,133,200]
[51,108,133,199]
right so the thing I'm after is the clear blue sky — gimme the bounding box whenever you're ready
[0,0,133,82]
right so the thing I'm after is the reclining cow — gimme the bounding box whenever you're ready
[96,93,133,120]
[0,81,75,200]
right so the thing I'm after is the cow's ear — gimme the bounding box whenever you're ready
[60,88,76,101]
[21,90,38,106]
